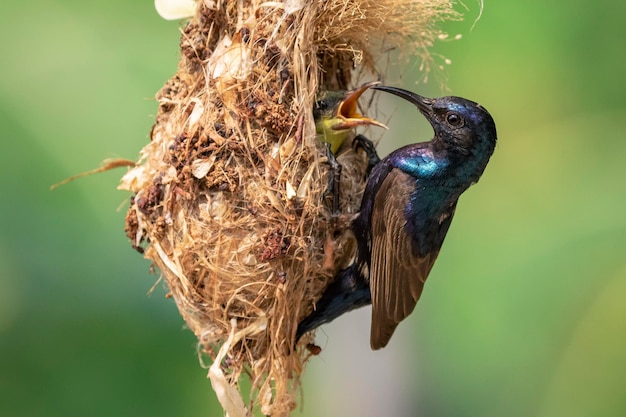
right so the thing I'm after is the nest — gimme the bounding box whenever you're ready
[119,0,460,415]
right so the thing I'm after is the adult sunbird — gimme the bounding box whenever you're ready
[298,86,497,349]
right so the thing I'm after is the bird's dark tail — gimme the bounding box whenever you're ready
[296,264,371,341]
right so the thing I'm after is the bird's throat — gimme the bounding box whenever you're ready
[316,119,350,154]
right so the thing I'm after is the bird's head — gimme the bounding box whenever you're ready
[314,81,387,153]
[372,86,497,159]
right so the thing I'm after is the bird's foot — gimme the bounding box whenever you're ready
[352,134,381,176]
[323,143,343,218]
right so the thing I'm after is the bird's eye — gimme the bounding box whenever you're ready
[446,112,464,127]
[317,99,328,111]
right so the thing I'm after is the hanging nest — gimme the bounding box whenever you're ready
[119,0,461,415]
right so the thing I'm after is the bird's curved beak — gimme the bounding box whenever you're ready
[371,85,434,118]
[332,81,388,131]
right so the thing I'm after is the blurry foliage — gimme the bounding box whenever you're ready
[1,0,625,416]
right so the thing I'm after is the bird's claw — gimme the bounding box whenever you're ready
[352,134,381,176]
[323,143,343,218]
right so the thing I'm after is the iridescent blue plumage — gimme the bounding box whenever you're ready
[297,86,497,349]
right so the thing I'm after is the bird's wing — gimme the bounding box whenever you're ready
[369,168,456,350]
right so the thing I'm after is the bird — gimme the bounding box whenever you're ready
[313,81,386,215]
[314,81,386,154]
[297,86,497,349]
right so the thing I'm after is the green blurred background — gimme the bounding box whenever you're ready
[1,1,625,416]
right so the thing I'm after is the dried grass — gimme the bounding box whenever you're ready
[118,0,461,415]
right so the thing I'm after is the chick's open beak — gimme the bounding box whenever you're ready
[332,81,388,131]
